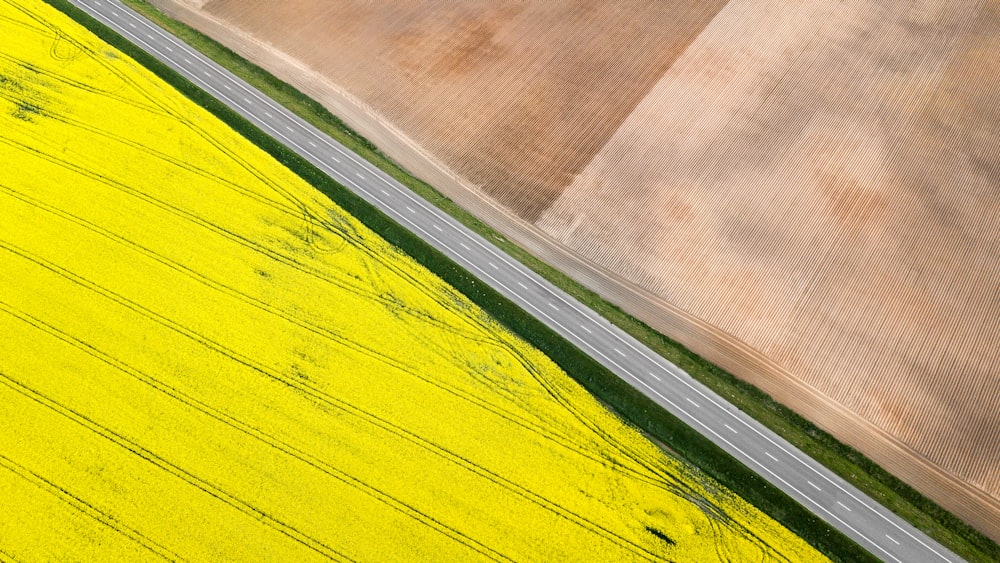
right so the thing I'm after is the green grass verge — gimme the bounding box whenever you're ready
[49,0,1000,561]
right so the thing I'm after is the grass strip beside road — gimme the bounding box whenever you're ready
[52,1,999,561]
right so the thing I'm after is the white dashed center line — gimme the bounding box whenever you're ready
[886,535,900,546]
[548,303,559,311]
[433,224,443,232]
[581,325,592,334]
[517,281,528,290]
[686,398,700,408]
[765,451,778,462]
[649,372,661,381]
[724,424,738,434]
[808,481,822,492]
[614,348,626,357]
[405,206,415,213]
[460,243,470,251]
[837,501,852,512]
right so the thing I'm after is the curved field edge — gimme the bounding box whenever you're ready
[39,0,988,560]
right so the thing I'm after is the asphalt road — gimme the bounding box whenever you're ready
[66,0,963,561]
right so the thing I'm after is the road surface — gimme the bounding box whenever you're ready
[65,1,963,561]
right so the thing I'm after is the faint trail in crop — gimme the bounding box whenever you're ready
[0,372,353,562]
[0,287,669,559]
[7,0,343,255]
[713,514,794,563]
[0,180,619,471]
[0,179,486,374]
[0,219,617,556]
[0,302,515,562]
[436,315,794,557]
[0,9,49,34]
[0,132,352,281]
[0,167,556,560]
[413,323,698,494]
[0,206,496,436]
[0,52,164,116]
[0,245,662,561]
[0,129,500,351]
[0,453,180,561]
[0,547,22,563]
[0,107,328,231]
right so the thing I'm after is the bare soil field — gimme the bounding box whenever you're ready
[541,0,1000,532]
[197,0,729,220]
[150,0,1000,540]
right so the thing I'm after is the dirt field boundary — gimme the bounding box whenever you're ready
[56,0,999,560]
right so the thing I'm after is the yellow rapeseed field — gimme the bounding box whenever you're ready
[0,1,827,560]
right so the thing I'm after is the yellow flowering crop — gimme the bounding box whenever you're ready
[0,1,827,561]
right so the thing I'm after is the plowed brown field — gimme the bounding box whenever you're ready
[197,0,729,220]
[150,0,1000,540]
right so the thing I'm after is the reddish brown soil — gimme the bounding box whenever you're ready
[200,0,729,221]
